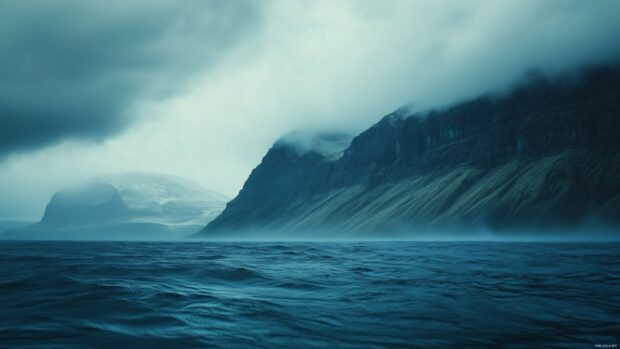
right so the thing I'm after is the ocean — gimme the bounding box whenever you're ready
[1,241,618,348]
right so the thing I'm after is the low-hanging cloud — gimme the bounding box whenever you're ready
[1,0,620,220]
[0,0,260,159]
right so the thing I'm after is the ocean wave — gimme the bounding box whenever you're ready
[0,241,618,348]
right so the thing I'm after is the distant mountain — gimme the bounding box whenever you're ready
[104,172,229,226]
[2,173,229,240]
[41,181,131,226]
[197,64,620,238]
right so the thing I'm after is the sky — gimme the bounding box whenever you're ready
[1,0,620,220]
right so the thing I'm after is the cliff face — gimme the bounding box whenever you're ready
[200,65,620,237]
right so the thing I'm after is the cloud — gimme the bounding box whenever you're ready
[130,0,620,189]
[1,0,620,220]
[0,0,261,159]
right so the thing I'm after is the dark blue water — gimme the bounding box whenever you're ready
[1,241,618,348]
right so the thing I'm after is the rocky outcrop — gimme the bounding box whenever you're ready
[198,64,620,237]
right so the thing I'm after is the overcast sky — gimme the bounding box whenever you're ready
[1,0,620,220]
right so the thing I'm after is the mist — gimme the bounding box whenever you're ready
[1,0,620,220]
[3,3,620,347]
[189,222,620,243]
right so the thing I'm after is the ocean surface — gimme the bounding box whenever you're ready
[0,241,618,349]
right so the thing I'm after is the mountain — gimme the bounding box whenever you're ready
[41,181,132,226]
[2,173,229,240]
[104,172,229,226]
[197,64,620,238]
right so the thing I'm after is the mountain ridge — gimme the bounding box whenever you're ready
[2,172,230,240]
[198,64,620,237]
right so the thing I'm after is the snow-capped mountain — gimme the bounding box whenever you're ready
[102,172,229,226]
[2,172,229,240]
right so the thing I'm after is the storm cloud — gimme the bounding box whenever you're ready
[0,0,260,159]
[1,0,620,220]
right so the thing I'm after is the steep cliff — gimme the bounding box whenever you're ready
[199,65,620,237]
